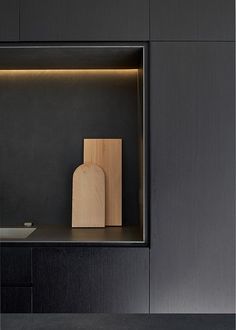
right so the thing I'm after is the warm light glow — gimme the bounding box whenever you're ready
[0,69,138,74]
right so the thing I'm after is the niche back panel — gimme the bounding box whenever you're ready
[0,69,141,227]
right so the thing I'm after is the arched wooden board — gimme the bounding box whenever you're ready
[72,163,105,228]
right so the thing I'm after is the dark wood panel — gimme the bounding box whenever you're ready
[32,247,149,312]
[1,248,32,285]
[1,314,235,330]
[150,0,235,40]
[20,0,149,41]
[0,0,19,41]
[1,287,32,313]
[150,42,235,312]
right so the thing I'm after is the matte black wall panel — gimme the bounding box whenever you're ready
[150,0,235,41]
[20,0,149,41]
[32,247,149,312]
[0,71,140,227]
[0,0,19,41]
[150,42,235,313]
[1,248,32,285]
[1,287,32,313]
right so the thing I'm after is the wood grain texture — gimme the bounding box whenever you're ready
[72,164,105,228]
[150,0,235,41]
[1,287,32,313]
[84,139,122,226]
[0,0,19,41]
[150,42,235,313]
[32,247,149,313]
[20,0,149,41]
[1,248,32,285]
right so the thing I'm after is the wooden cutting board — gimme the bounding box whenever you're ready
[84,139,122,226]
[72,163,105,228]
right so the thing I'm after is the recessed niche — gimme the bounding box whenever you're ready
[0,44,147,245]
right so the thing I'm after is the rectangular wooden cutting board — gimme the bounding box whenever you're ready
[84,139,122,226]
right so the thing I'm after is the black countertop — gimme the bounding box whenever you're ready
[0,224,145,246]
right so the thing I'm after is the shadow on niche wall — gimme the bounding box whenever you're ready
[0,72,140,227]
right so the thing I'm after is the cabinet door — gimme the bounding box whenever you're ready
[33,247,149,312]
[1,287,32,313]
[1,248,32,285]
[20,0,149,41]
[0,0,19,41]
[150,42,235,313]
[150,0,235,41]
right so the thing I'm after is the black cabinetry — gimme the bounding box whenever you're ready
[150,0,235,41]
[0,0,235,317]
[20,0,149,41]
[1,247,149,313]
[1,287,32,313]
[0,0,19,41]
[150,42,235,313]
[1,248,32,312]
[1,0,235,42]
[32,247,149,312]
[1,248,32,285]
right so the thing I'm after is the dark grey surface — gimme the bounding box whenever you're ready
[0,45,144,70]
[150,42,235,313]
[0,0,19,41]
[1,247,32,285]
[0,225,143,244]
[1,314,235,330]
[20,0,149,41]
[1,287,32,313]
[150,0,235,41]
[32,247,149,312]
[0,68,141,227]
